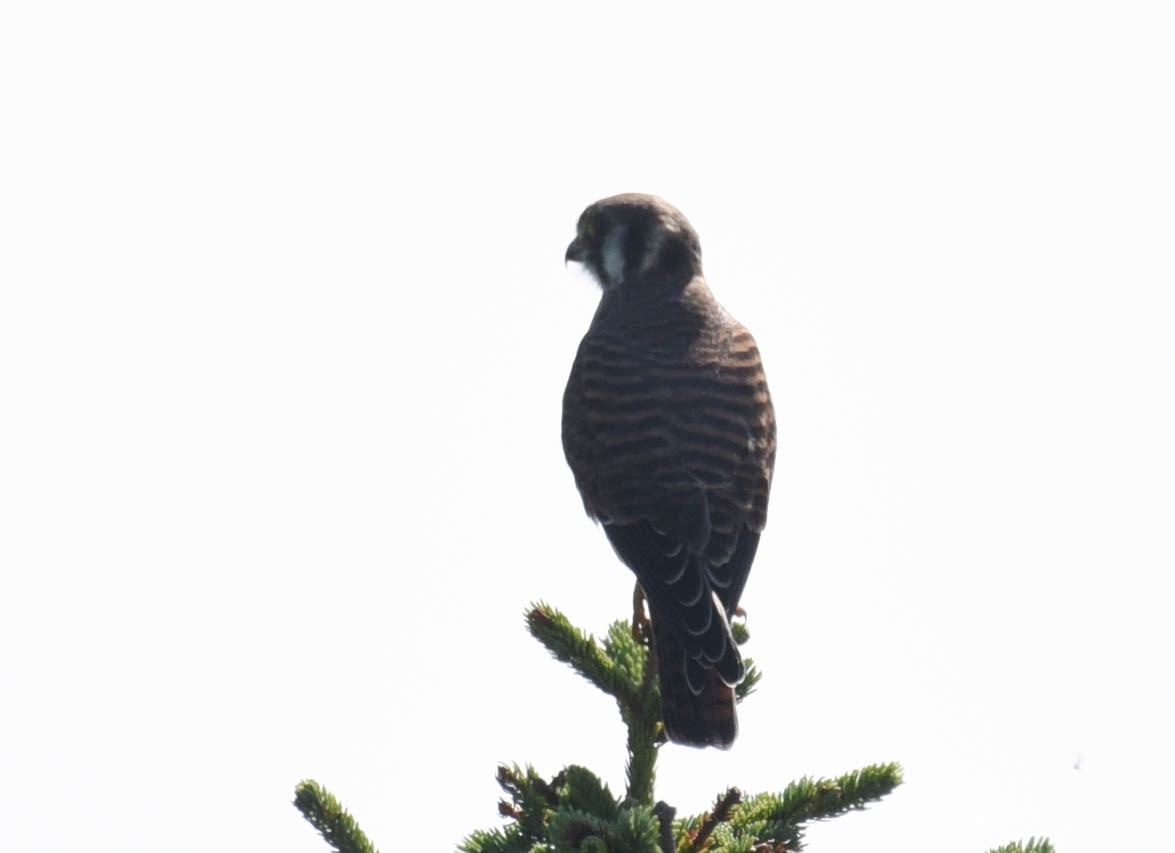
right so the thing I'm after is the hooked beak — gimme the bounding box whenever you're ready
[565,238,586,265]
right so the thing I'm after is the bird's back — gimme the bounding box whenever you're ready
[563,279,774,578]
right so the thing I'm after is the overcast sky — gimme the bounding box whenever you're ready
[2,3,1173,852]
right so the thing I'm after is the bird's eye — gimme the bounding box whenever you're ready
[584,220,598,240]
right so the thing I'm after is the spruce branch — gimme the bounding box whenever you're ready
[769,763,904,824]
[612,616,662,805]
[527,601,662,805]
[704,762,903,851]
[555,765,621,821]
[462,761,664,853]
[494,763,560,842]
[734,659,761,702]
[527,602,641,703]
[293,780,377,853]
[986,838,1056,853]
[679,787,742,853]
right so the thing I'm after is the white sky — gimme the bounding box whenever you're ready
[2,2,1172,851]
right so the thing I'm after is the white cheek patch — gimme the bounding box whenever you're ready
[601,225,627,286]
[638,228,665,276]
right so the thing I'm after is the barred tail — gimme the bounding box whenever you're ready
[652,618,737,749]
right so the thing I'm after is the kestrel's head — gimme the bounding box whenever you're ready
[565,194,703,292]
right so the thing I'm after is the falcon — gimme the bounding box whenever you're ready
[562,193,775,748]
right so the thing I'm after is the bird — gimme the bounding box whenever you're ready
[562,193,775,748]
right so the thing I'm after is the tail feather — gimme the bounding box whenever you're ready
[652,618,738,749]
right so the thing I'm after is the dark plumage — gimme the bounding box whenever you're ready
[562,194,775,748]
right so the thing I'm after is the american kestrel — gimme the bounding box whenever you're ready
[562,194,775,748]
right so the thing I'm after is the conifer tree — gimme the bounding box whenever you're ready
[294,601,1052,852]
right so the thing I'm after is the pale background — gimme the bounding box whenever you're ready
[2,2,1172,851]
